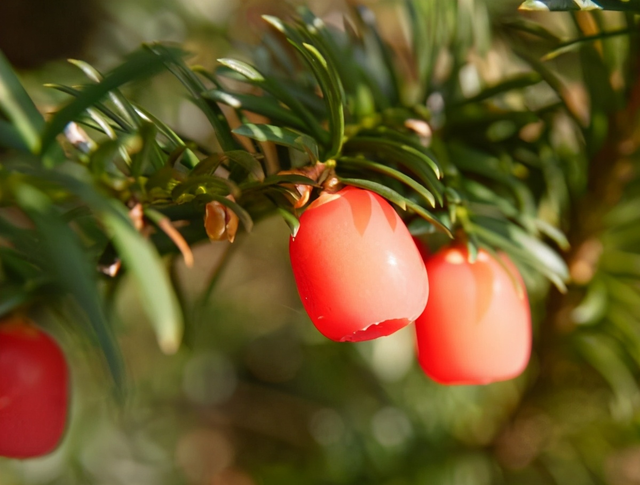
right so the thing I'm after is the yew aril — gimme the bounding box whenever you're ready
[415,246,531,385]
[289,187,429,342]
[0,317,69,458]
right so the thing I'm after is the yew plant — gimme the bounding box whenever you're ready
[2,0,640,480]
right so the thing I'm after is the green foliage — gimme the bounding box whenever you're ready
[3,1,640,482]
[0,52,44,153]
[0,0,589,365]
[520,0,640,10]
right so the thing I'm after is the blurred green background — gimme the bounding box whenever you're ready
[2,1,639,484]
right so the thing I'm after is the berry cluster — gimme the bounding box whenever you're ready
[0,187,531,460]
[290,187,531,385]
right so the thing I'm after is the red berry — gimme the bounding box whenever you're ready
[415,246,531,385]
[289,187,429,342]
[0,317,69,458]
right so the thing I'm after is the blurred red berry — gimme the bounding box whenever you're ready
[415,246,531,385]
[289,187,429,342]
[0,317,69,458]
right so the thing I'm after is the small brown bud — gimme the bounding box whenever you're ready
[321,173,340,194]
[278,169,312,209]
[278,163,327,209]
[404,119,432,147]
[128,203,145,231]
[98,260,122,277]
[204,195,239,243]
[64,122,96,153]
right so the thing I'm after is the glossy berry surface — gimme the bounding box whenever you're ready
[415,246,531,385]
[289,187,429,342]
[0,318,69,458]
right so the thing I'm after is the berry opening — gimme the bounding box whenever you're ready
[339,318,409,342]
